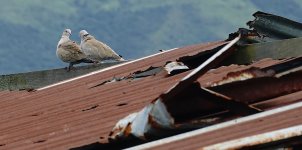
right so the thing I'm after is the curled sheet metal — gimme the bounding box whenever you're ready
[164,61,189,75]
[109,70,302,141]
[247,11,302,39]
[109,99,174,140]
[109,34,302,142]
[109,36,242,141]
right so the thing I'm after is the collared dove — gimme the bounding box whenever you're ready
[57,29,95,71]
[79,30,124,62]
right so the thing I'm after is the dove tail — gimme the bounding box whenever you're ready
[117,55,125,61]
[118,57,125,61]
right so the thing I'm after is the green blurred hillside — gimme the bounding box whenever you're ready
[1,0,302,74]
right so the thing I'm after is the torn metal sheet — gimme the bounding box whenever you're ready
[202,125,302,150]
[90,67,163,88]
[109,54,302,142]
[211,56,302,101]
[91,62,188,88]
[108,31,302,142]
[228,28,267,44]
[162,83,261,123]
[210,67,302,104]
[109,36,245,140]
[90,76,125,88]
[130,66,162,79]
[164,61,189,75]
[223,37,302,66]
[175,35,302,74]
[109,83,259,141]
[92,37,302,89]
[109,99,175,140]
[162,35,241,99]
[247,11,302,40]
[177,45,225,69]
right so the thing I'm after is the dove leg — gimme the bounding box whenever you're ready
[67,63,75,71]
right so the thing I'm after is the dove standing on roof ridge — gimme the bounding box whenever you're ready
[56,29,95,71]
[79,30,124,62]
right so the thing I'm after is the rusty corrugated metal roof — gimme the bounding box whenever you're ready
[0,41,232,149]
[0,53,299,150]
[1,40,302,149]
[2,11,302,150]
[109,36,302,146]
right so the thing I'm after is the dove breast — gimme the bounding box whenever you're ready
[57,39,86,63]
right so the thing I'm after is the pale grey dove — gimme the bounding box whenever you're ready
[79,30,124,62]
[57,29,95,71]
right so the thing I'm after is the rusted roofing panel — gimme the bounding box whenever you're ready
[0,57,299,149]
[109,52,302,143]
[2,11,302,150]
[130,101,302,150]
[0,41,231,150]
[1,41,301,149]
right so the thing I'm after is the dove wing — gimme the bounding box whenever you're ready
[87,39,121,60]
[61,41,83,55]
[59,40,86,61]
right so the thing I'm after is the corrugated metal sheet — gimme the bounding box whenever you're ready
[1,49,300,149]
[108,36,264,141]
[2,11,302,150]
[104,31,302,144]
[0,44,300,149]
[109,41,302,144]
[0,41,232,150]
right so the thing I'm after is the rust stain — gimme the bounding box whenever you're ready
[0,38,301,150]
[124,123,132,137]
[211,67,275,87]
[210,70,302,104]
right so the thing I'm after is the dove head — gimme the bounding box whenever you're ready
[79,30,93,41]
[62,29,72,37]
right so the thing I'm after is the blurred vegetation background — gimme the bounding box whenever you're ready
[1,0,302,74]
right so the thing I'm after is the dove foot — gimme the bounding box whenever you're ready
[66,66,76,72]
[66,63,76,72]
